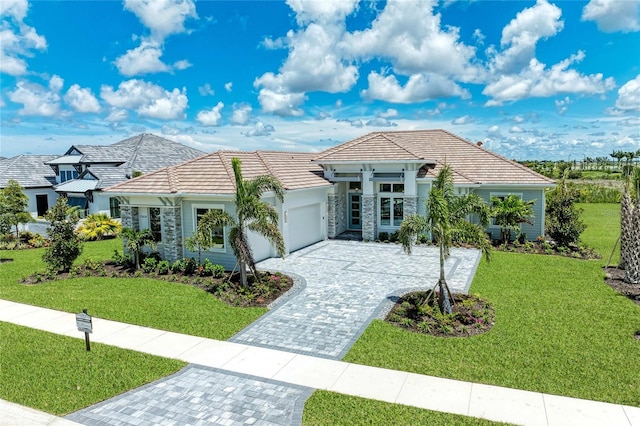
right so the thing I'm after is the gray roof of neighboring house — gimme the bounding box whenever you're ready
[49,133,207,193]
[0,155,58,188]
[54,179,98,193]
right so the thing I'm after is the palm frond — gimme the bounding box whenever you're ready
[398,214,429,254]
[247,219,286,257]
[246,175,285,203]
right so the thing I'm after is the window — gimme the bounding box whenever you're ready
[380,183,404,193]
[150,208,162,242]
[194,207,225,249]
[60,170,79,182]
[109,198,121,218]
[349,181,362,191]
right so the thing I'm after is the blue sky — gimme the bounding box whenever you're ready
[1,0,639,160]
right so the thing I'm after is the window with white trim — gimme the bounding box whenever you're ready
[193,206,225,250]
[379,183,405,227]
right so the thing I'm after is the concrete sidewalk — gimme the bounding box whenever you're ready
[1,299,639,426]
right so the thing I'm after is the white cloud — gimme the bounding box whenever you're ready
[64,84,101,113]
[173,59,192,70]
[225,82,233,92]
[100,79,188,120]
[231,103,252,125]
[0,0,47,76]
[555,96,571,115]
[614,75,640,112]
[618,117,640,127]
[123,0,198,42]
[483,52,615,105]
[487,125,502,138]
[344,0,478,79]
[198,83,215,96]
[361,71,468,103]
[488,0,563,74]
[8,75,63,117]
[245,121,275,137]
[582,0,640,33]
[114,41,170,76]
[366,117,397,127]
[378,108,398,118]
[337,118,364,127]
[256,88,305,117]
[116,0,198,77]
[286,0,358,25]
[105,107,128,122]
[196,102,224,126]
[452,115,475,125]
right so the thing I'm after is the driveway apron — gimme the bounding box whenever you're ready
[232,240,481,359]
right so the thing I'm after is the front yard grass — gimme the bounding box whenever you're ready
[344,203,640,407]
[0,321,185,416]
[0,238,266,340]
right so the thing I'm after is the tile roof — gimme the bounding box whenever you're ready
[315,130,555,186]
[0,155,57,188]
[104,151,330,195]
[54,179,98,193]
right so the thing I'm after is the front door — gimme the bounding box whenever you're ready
[36,195,48,217]
[348,193,362,230]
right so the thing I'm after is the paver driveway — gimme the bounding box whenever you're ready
[232,240,481,359]
[66,240,481,426]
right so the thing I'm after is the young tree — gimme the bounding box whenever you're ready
[43,197,82,272]
[120,227,156,270]
[0,179,33,237]
[185,227,214,265]
[398,165,492,315]
[545,179,586,248]
[76,213,122,240]
[197,157,285,287]
[490,195,535,243]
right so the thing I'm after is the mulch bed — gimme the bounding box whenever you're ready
[21,261,293,308]
[604,267,640,306]
[386,291,495,337]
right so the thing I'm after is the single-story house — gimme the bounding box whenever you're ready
[104,129,555,268]
[0,155,58,217]
[45,133,206,218]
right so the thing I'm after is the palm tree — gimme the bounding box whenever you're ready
[197,157,285,287]
[121,227,156,270]
[77,213,122,240]
[398,165,492,314]
[490,195,535,243]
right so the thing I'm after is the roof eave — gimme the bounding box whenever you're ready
[312,159,434,165]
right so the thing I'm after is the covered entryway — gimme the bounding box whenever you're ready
[287,203,323,252]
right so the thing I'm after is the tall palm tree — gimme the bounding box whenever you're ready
[490,195,535,243]
[398,165,492,314]
[198,157,285,287]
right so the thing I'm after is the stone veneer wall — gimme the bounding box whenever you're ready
[162,206,182,263]
[327,194,347,238]
[362,195,377,241]
[403,196,418,218]
[120,206,139,230]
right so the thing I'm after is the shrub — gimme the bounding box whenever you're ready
[112,250,133,268]
[546,181,586,248]
[202,259,225,278]
[42,197,82,273]
[76,213,121,241]
[157,260,170,275]
[142,257,158,274]
[171,258,186,274]
[184,257,197,275]
[378,232,389,241]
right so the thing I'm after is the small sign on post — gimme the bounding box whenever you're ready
[76,309,92,351]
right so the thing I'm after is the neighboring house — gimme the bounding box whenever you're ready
[0,155,58,217]
[45,133,206,218]
[104,129,555,268]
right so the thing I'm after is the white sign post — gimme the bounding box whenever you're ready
[76,309,92,351]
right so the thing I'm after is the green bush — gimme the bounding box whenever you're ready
[171,258,186,273]
[112,250,133,268]
[157,260,170,275]
[142,257,158,274]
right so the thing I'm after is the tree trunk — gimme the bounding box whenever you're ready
[624,196,640,284]
[240,260,248,287]
[438,241,452,315]
[620,192,632,269]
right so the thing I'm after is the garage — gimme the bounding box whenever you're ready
[287,204,324,252]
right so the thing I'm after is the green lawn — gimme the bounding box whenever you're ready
[0,321,185,416]
[0,238,265,340]
[578,203,620,265]
[344,203,640,407]
[303,391,508,425]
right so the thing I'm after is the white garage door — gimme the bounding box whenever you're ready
[288,204,323,252]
